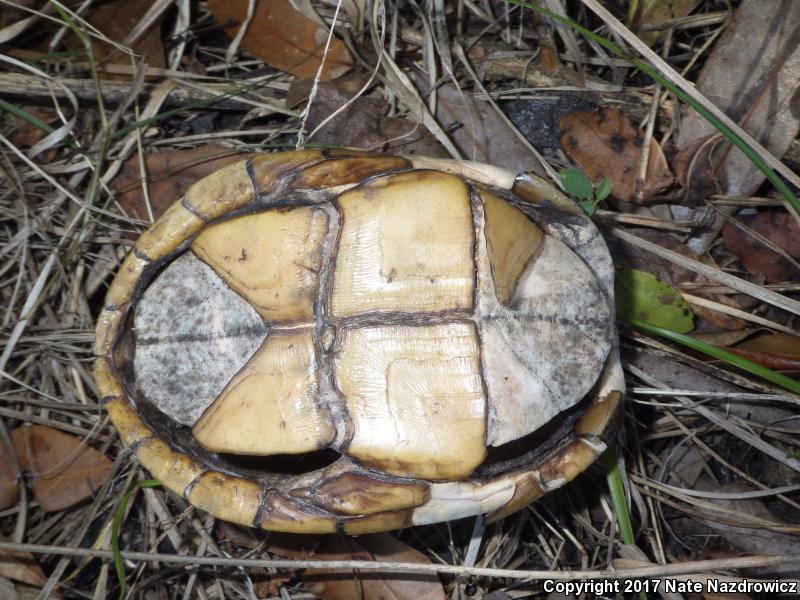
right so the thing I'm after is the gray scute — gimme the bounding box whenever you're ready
[134,252,267,426]
[484,235,613,446]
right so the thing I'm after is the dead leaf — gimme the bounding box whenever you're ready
[669,134,723,204]
[267,533,447,600]
[631,0,701,45]
[722,210,800,282]
[113,145,252,222]
[290,77,448,157]
[692,480,800,578]
[676,0,800,197]
[560,107,674,203]
[726,332,800,370]
[0,578,16,600]
[433,83,544,174]
[11,425,112,512]
[0,442,20,510]
[208,0,353,80]
[0,535,49,592]
[61,0,165,79]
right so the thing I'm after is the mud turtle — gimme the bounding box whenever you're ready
[95,150,624,534]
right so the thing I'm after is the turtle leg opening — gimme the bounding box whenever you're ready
[215,448,342,476]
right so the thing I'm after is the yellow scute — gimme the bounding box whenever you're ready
[481,189,544,305]
[331,171,475,317]
[335,322,486,480]
[192,330,334,454]
[192,206,328,324]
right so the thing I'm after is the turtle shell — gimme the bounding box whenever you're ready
[95,150,624,534]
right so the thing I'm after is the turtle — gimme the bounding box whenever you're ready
[95,150,624,534]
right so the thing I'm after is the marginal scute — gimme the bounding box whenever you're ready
[135,438,205,494]
[104,398,153,447]
[484,471,545,523]
[257,490,337,533]
[341,510,413,535]
[193,330,335,455]
[188,472,262,527]
[482,234,613,446]
[296,471,430,515]
[93,308,123,357]
[135,200,205,260]
[293,156,410,189]
[184,160,254,221]
[575,390,622,438]
[538,439,602,491]
[335,323,486,480]
[512,172,580,215]
[250,150,323,195]
[105,252,148,308]
[94,356,123,399]
[134,253,267,426]
[411,479,515,526]
[331,171,475,318]
[481,189,544,304]
[192,207,328,323]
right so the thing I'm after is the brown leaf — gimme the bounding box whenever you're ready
[0,535,49,591]
[113,145,252,222]
[433,84,544,174]
[62,0,165,79]
[722,210,800,282]
[0,442,20,511]
[726,332,800,370]
[669,134,722,204]
[675,0,800,196]
[560,107,674,203]
[11,426,112,512]
[208,0,353,80]
[290,77,448,157]
[268,533,446,600]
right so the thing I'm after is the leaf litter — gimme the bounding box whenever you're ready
[0,0,799,597]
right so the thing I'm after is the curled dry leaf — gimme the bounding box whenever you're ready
[722,210,800,283]
[208,0,353,80]
[11,425,113,512]
[113,145,253,222]
[560,107,674,203]
[267,533,447,600]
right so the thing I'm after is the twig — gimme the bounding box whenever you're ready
[1,542,798,581]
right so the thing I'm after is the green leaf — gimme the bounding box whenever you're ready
[596,177,612,202]
[578,199,597,216]
[614,268,694,333]
[559,168,594,200]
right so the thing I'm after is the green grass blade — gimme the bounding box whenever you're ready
[0,98,56,135]
[601,447,635,544]
[629,318,800,394]
[601,448,646,600]
[112,479,161,600]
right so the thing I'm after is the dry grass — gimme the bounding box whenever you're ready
[0,1,798,598]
